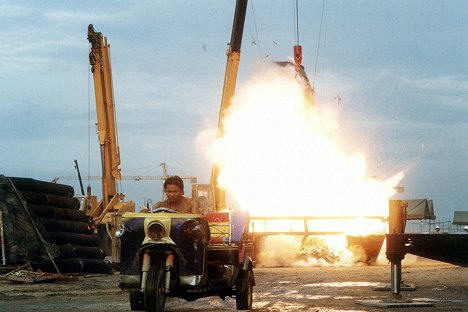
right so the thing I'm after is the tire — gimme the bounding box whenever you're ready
[48,232,100,247]
[37,258,112,274]
[144,266,166,312]
[21,191,80,209]
[58,245,105,260]
[9,177,74,197]
[236,269,253,310]
[38,218,91,234]
[29,205,68,219]
[129,289,145,311]
[28,205,90,222]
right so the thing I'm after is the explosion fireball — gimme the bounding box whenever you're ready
[199,63,403,265]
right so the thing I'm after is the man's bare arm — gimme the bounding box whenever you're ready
[191,198,201,214]
[153,201,164,208]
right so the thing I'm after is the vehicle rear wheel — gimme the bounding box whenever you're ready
[236,269,253,310]
[144,266,166,312]
[129,289,145,311]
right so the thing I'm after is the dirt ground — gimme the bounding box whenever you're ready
[0,258,467,312]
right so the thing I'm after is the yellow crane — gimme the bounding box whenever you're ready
[87,24,135,262]
[204,0,248,212]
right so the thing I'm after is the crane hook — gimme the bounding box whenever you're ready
[293,0,302,66]
[294,45,302,66]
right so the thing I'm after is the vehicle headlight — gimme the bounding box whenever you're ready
[148,221,166,240]
[190,224,205,242]
[115,222,126,238]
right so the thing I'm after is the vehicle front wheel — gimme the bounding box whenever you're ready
[236,269,253,310]
[129,289,145,311]
[144,266,166,312]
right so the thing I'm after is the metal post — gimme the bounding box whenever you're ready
[0,211,6,266]
[387,200,406,299]
[228,208,232,245]
[74,159,86,196]
[390,260,402,297]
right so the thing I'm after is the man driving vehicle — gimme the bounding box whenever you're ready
[141,175,200,213]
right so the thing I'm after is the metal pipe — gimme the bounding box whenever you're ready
[141,252,151,292]
[228,209,232,245]
[390,260,402,296]
[164,254,174,293]
[0,211,6,266]
[250,216,385,221]
[254,231,344,236]
[74,159,85,196]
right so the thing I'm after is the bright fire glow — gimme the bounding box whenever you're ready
[198,63,403,265]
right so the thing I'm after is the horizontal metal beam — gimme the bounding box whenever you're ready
[250,216,385,221]
[58,175,197,182]
[253,231,344,236]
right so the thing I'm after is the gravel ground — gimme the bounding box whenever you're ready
[0,258,467,312]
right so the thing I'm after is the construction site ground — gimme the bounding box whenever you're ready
[0,258,467,312]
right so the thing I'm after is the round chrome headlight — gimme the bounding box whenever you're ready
[148,221,166,240]
[190,224,205,242]
[115,222,126,238]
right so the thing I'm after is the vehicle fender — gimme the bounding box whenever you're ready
[241,256,254,271]
[164,254,174,292]
[139,243,186,266]
[139,242,176,254]
[141,252,151,292]
[240,256,255,286]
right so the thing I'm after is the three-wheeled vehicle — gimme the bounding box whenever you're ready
[117,207,255,312]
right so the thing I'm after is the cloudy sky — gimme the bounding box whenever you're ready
[0,1,466,221]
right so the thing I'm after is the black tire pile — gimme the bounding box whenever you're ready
[9,177,112,275]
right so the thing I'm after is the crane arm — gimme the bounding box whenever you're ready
[214,0,247,138]
[211,0,248,211]
[87,24,121,207]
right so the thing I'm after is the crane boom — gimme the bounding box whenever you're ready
[87,24,121,208]
[211,0,248,211]
[85,25,136,263]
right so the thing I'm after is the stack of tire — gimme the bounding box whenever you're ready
[9,177,112,275]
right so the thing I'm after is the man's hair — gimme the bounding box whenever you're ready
[164,175,184,191]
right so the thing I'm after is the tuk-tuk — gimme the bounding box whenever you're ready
[117,208,255,312]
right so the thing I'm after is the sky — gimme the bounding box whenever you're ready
[0,1,466,221]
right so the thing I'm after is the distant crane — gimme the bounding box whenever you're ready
[58,161,197,202]
[58,175,197,183]
[58,161,196,182]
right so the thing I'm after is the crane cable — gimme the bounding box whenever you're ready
[294,0,299,45]
[313,0,326,89]
[250,0,262,57]
[87,47,92,192]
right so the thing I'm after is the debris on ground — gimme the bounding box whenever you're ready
[5,270,58,283]
[0,263,77,284]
